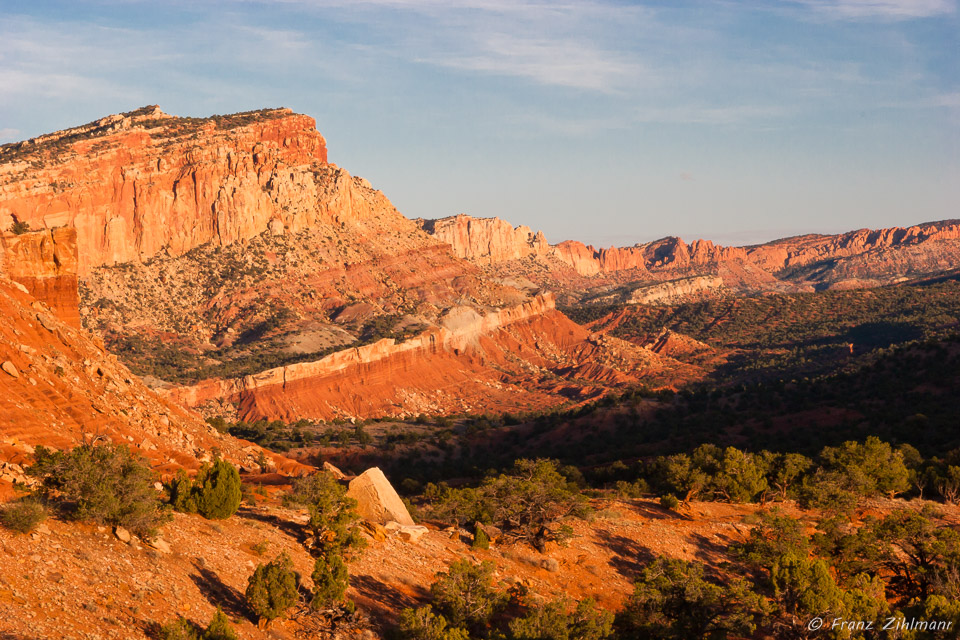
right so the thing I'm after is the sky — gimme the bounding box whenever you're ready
[0,1,957,247]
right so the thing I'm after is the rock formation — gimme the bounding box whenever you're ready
[0,227,80,326]
[0,106,328,274]
[421,214,960,293]
[346,467,415,526]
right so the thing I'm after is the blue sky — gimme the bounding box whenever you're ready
[1,0,957,247]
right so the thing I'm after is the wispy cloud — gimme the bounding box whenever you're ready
[0,128,21,143]
[789,0,956,19]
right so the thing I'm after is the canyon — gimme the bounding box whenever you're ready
[3,105,960,426]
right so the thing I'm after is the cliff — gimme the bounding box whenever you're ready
[0,106,329,274]
[419,214,550,265]
[0,227,80,327]
[421,214,960,292]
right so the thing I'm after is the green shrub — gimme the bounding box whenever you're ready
[194,460,242,519]
[245,553,298,624]
[168,460,242,520]
[427,459,589,550]
[283,471,364,557]
[658,495,679,511]
[509,598,613,640]
[819,436,910,498]
[159,618,198,640]
[472,525,490,550]
[27,443,164,536]
[0,497,47,533]
[311,552,349,609]
[430,559,508,630]
[201,607,238,640]
[615,557,766,639]
[396,606,469,640]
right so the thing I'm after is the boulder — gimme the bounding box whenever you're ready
[114,526,131,543]
[147,538,172,554]
[385,521,428,543]
[323,461,347,480]
[346,467,414,526]
[1,361,19,378]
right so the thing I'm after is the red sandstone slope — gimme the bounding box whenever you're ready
[163,293,695,422]
[422,214,960,294]
[0,230,306,495]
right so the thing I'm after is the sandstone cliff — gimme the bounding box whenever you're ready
[0,227,80,327]
[421,214,960,293]
[0,106,328,274]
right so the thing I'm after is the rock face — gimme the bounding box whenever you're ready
[420,214,960,292]
[346,467,415,526]
[0,106,328,274]
[0,227,80,326]
[162,293,666,421]
[420,214,550,265]
[626,275,724,305]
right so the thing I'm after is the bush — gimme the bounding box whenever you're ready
[312,552,349,609]
[430,559,508,630]
[428,459,589,550]
[159,609,238,640]
[472,525,490,550]
[396,606,469,640]
[10,219,31,235]
[0,497,47,533]
[658,495,679,511]
[509,598,613,640]
[27,443,164,536]
[245,553,298,624]
[819,436,910,498]
[159,618,198,640]
[615,557,766,639]
[202,607,239,640]
[283,471,364,557]
[168,459,242,520]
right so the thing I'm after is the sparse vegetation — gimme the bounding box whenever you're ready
[245,552,298,625]
[27,442,165,536]
[168,459,242,520]
[0,497,47,533]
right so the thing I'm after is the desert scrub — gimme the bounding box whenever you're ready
[168,459,242,520]
[246,553,298,625]
[27,442,165,536]
[0,497,47,533]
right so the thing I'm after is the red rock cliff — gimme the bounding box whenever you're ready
[0,227,80,327]
[0,106,329,274]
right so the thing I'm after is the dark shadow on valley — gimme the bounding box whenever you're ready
[189,563,251,622]
[350,573,428,623]
[595,529,654,579]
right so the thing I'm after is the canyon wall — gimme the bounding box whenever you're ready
[0,106,332,274]
[421,214,960,288]
[0,227,80,327]
[420,214,550,265]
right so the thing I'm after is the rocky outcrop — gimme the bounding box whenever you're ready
[346,467,415,526]
[0,227,80,326]
[0,106,330,274]
[627,275,723,305]
[420,214,549,265]
[421,214,960,291]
